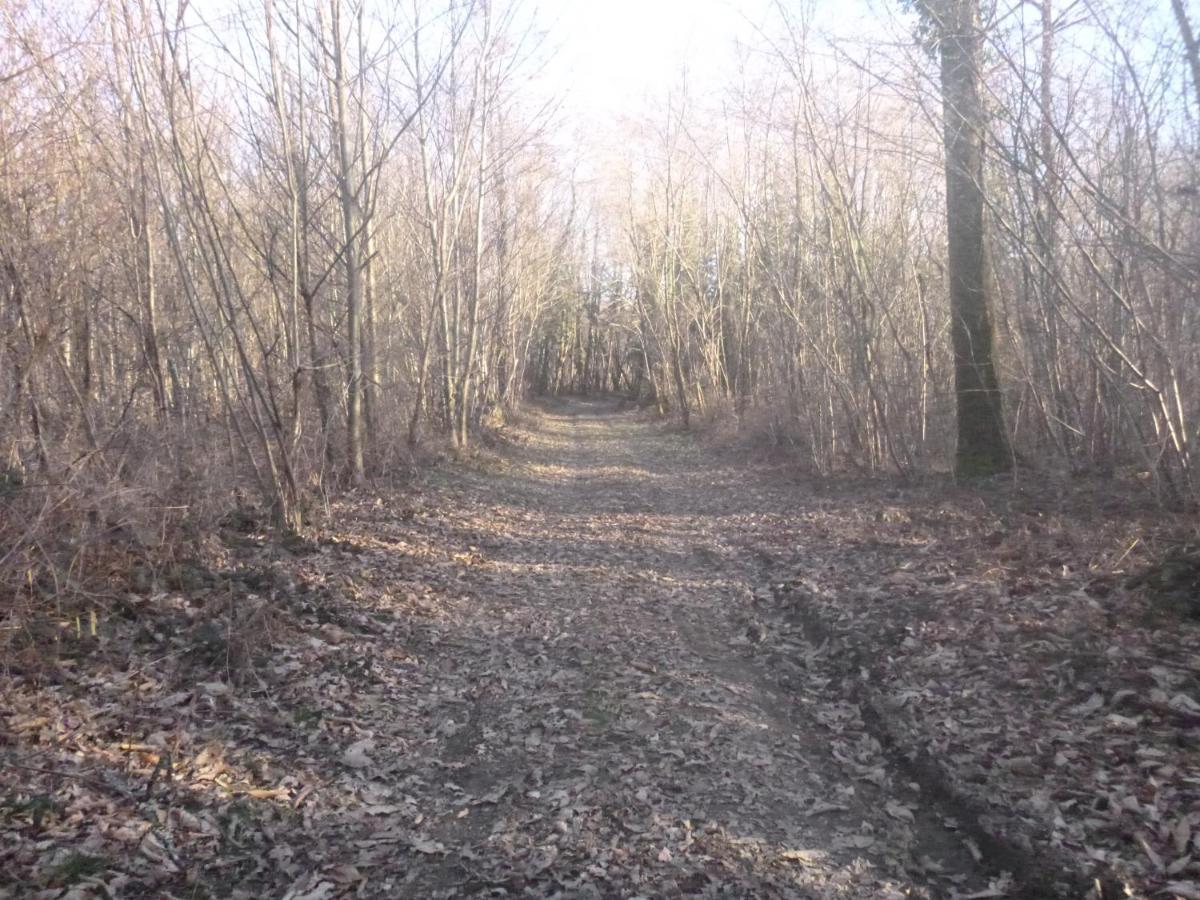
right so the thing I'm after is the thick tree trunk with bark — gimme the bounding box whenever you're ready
[935,0,1011,476]
[1172,0,1200,120]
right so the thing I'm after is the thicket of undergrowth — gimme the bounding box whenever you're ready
[4,0,1200,653]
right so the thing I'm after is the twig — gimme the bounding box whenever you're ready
[1,761,137,802]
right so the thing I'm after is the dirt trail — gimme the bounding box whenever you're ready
[9,395,1187,898]
[327,398,989,898]
[4,397,1013,899]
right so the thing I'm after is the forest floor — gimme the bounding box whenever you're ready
[3,398,1200,899]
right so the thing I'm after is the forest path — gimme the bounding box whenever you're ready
[3,396,1172,898]
[326,397,986,898]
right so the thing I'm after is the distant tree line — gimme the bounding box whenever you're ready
[533,0,1199,491]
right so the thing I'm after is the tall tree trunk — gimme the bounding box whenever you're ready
[328,0,365,483]
[935,0,1011,476]
[1035,0,1070,454]
[138,194,169,418]
[1171,0,1200,120]
[456,83,488,447]
[357,10,379,449]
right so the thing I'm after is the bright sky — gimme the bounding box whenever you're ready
[521,0,894,201]
[526,0,899,134]
[537,0,777,118]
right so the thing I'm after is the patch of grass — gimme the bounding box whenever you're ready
[163,560,216,592]
[581,686,618,730]
[0,466,22,496]
[1,792,64,829]
[292,704,323,728]
[1129,545,1200,620]
[52,852,109,884]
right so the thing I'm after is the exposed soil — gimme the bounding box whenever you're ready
[4,398,1198,898]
